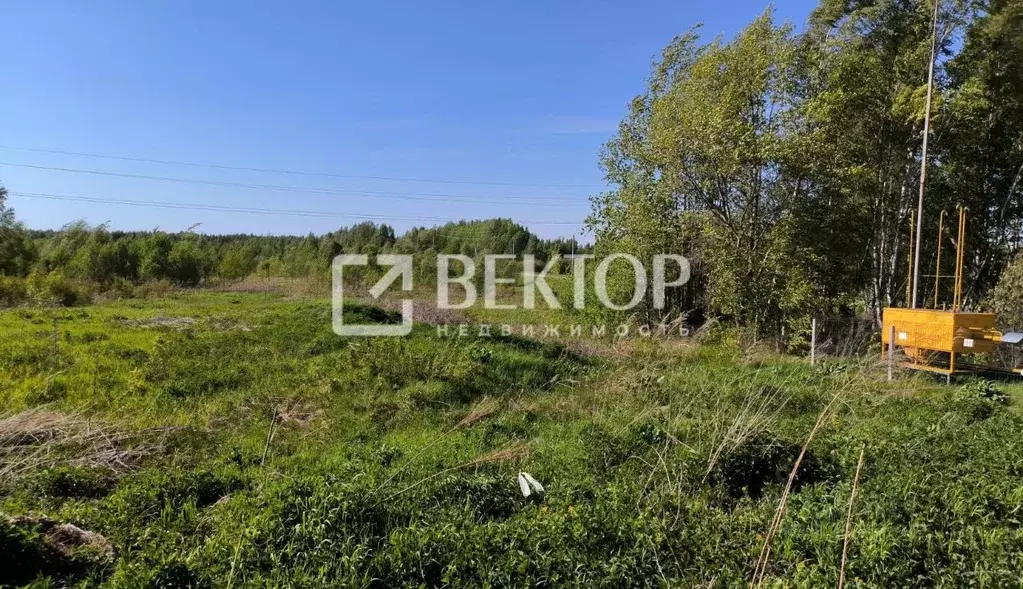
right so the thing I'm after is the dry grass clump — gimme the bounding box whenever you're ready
[372,296,470,326]
[115,316,197,329]
[455,396,500,428]
[274,398,322,429]
[0,408,174,480]
[464,441,530,467]
[213,276,323,296]
[704,383,791,480]
[740,341,786,365]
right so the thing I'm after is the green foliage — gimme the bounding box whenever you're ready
[589,12,851,335]
[27,271,93,307]
[216,245,258,280]
[988,254,1023,329]
[18,218,584,297]
[953,378,1010,420]
[708,431,837,502]
[165,239,210,286]
[591,0,1023,332]
[0,186,37,277]
[0,516,112,586]
[31,466,117,500]
[0,518,64,587]
[940,0,1023,300]
[2,292,1023,586]
[0,275,28,307]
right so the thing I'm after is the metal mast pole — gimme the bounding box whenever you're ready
[911,0,940,308]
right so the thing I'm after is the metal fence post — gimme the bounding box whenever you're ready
[887,325,896,381]
[810,317,816,366]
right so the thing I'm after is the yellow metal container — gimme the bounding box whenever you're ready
[880,307,1011,376]
[882,308,999,355]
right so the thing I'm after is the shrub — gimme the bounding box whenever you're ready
[27,272,93,307]
[953,378,1009,420]
[105,277,137,299]
[0,275,27,307]
[988,255,1023,330]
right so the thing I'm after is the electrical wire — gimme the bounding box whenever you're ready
[0,145,604,190]
[9,191,583,226]
[0,162,588,206]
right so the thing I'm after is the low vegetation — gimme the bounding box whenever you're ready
[2,291,1022,587]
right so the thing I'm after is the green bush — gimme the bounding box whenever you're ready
[27,272,93,307]
[708,431,837,501]
[0,275,27,307]
[988,255,1023,330]
[953,378,1010,420]
[105,277,137,300]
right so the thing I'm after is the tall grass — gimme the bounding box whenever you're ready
[1,292,1022,587]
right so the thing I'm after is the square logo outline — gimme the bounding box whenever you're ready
[332,254,414,336]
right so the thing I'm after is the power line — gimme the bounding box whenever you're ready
[8,191,583,227]
[0,162,589,206]
[0,145,605,190]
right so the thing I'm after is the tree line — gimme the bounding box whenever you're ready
[588,0,1023,337]
[0,188,582,296]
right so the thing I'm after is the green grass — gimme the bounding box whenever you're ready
[2,291,1023,587]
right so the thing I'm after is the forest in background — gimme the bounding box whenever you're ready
[0,191,584,305]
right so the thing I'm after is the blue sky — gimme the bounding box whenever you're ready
[1,0,817,239]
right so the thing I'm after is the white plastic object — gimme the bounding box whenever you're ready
[517,472,545,498]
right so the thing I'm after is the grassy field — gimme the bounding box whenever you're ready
[2,290,1023,587]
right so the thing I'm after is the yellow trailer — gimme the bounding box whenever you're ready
[882,207,1023,377]
[881,308,1021,376]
